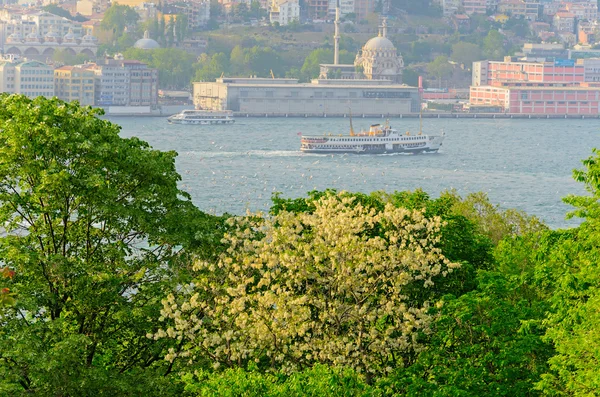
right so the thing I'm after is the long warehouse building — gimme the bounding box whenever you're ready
[192,77,420,116]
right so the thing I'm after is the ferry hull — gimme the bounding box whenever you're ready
[167,119,235,125]
[301,147,440,154]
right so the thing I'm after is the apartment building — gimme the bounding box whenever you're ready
[54,65,95,106]
[81,56,158,107]
[0,56,54,98]
[553,11,576,32]
[463,0,487,14]
[270,0,300,25]
[470,57,600,114]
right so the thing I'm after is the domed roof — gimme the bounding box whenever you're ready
[63,28,77,41]
[363,35,395,51]
[26,28,40,40]
[134,30,160,50]
[82,34,98,43]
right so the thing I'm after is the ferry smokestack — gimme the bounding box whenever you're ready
[334,0,340,65]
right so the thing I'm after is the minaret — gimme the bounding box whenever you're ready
[334,0,340,65]
[382,17,387,38]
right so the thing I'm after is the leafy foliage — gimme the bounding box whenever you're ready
[0,95,218,394]
[535,149,600,395]
[123,47,197,89]
[101,4,139,37]
[182,364,379,396]
[155,192,460,375]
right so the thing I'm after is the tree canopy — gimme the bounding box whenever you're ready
[0,94,218,394]
[101,4,139,37]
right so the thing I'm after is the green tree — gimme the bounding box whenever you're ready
[483,30,506,60]
[0,95,216,395]
[426,55,453,88]
[300,48,353,81]
[124,47,197,89]
[193,52,230,82]
[155,192,460,376]
[379,272,552,396]
[182,365,378,396]
[536,149,600,395]
[52,49,92,66]
[101,4,139,37]
[450,42,482,70]
[174,14,188,43]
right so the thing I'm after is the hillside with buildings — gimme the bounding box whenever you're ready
[1,0,600,115]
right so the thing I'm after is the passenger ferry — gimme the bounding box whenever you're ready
[167,109,235,125]
[300,119,444,154]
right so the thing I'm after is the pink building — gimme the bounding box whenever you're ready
[470,58,600,114]
[472,59,587,87]
[470,85,600,114]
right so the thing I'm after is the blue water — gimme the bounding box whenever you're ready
[112,116,600,229]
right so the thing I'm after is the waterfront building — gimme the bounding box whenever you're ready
[470,58,600,86]
[470,85,600,114]
[192,77,420,116]
[0,56,54,98]
[81,55,158,107]
[470,55,600,114]
[54,65,95,106]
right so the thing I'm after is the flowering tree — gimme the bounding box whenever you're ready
[155,193,459,375]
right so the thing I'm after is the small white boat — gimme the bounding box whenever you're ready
[167,109,235,125]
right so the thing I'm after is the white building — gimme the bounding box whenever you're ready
[81,55,158,107]
[270,0,300,26]
[0,56,54,99]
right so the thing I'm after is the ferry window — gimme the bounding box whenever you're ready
[291,91,299,97]
[350,92,357,98]
[326,92,334,98]
[266,91,274,98]
[241,91,248,97]
[314,92,322,98]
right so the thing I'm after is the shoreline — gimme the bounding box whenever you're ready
[105,111,600,120]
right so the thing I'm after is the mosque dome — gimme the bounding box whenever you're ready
[82,33,98,43]
[26,28,41,43]
[134,30,160,50]
[363,36,395,51]
[7,32,22,43]
[63,28,77,44]
[44,29,61,44]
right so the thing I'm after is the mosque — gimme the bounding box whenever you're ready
[319,16,404,83]
[192,9,417,116]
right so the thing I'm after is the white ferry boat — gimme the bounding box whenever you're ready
[167,109,235,125]
[300,119,444,154]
